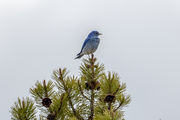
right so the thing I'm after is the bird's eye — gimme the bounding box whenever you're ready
[96,32,99,35]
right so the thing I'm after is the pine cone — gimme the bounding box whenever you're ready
[104,94,115,103]
[42,97,52,107]
[85,82,92,90]
[85,81,100,90]
[47,113,55,120]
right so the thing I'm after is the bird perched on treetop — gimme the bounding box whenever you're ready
[75,31,102,59]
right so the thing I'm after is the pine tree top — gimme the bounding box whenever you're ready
[10,54,131,120]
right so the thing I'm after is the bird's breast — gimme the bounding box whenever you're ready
[94,38,100,43]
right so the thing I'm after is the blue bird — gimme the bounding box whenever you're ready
[75,31,102,59]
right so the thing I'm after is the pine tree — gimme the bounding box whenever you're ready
[10,54,131,120]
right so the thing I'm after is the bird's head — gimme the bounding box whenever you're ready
[88,31,102,37]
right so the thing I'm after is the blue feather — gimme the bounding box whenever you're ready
[77,37,90,55]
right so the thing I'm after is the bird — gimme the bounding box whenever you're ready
[75,31,102,59]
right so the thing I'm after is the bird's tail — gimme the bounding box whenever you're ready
[75,54,84,59]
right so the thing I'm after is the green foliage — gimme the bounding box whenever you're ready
[10,54,131,120]
[10,97,37,120]
[51,68,84,120]
[94,109,124,120]
[98,72,131,112]
[50,93,69,120]
[29,80,55,107]
[79,56,105,82]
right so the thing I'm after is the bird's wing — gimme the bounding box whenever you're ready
[77,37,91,56]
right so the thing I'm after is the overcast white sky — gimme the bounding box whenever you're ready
[1,0,180,120]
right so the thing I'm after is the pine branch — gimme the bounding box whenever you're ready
[88,89,95,120]
[113,102,123,112]
[108,102,111,110]
[59,68,68,91]
[91,54,95,81]
[54,95,64,117]
[49,93,70,119]
[78,80,91,101]
[88,54,96,120]
[30,80,55,109]
[107,84,121,111]
[10,97,37,120]
[113,85,120,95]
[69,98,82,120]
[108,74,113,110]
[58,68,82,120]
[43,80,48,97]
[34,88,43,99]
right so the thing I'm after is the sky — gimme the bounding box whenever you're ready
[0,0,180,119]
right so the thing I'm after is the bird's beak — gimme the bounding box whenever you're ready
[99,33,102,35]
